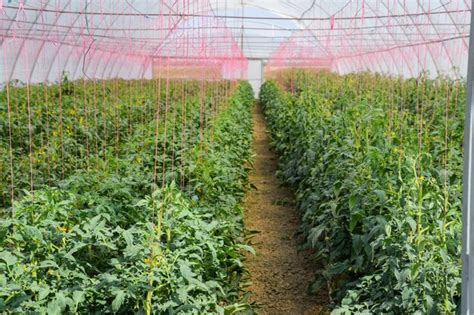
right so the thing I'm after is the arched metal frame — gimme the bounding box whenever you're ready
[2,1,468,85]
[259,0,469,79]
[1,0,237,83]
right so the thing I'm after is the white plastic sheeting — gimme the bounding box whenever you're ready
[0,0,245,83]
[0,0,472,83]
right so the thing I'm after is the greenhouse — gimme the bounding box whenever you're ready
[0,0,473,313]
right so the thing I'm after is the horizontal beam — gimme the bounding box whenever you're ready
[4,5,467,21]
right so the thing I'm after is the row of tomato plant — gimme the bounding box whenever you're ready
[260,71,464,313]
[0,80,255,314]
[0,77,225,207]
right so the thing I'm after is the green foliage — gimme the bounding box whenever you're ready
[260,71,463,313]
[0,79,219,207]
[0,80,255,314]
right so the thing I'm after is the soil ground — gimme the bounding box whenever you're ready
[243,104,328,314]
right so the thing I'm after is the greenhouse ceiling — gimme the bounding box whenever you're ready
[0,0,471,81]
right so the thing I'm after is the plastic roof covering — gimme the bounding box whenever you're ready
[0,0,247,83]
[260,0,471,78]
[206,0,471,78]
[0,0,472,83]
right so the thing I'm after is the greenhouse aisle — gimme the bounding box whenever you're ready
[244,105,328,314]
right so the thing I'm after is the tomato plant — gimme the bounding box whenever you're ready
[0,80,255,314]
[260,71,463,313]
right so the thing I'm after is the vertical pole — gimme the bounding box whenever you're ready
[462,2,474,313]
[240,0,244,80]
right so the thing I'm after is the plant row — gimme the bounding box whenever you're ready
[0,78,227,207]
[0,80,255,314]
[260,71,464,313]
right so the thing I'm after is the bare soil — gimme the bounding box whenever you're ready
[243,104,328,314]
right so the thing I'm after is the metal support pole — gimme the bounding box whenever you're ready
[240,0,244,80]
[462,2,474,313]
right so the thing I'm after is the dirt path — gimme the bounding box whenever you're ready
[243,104,328,314]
